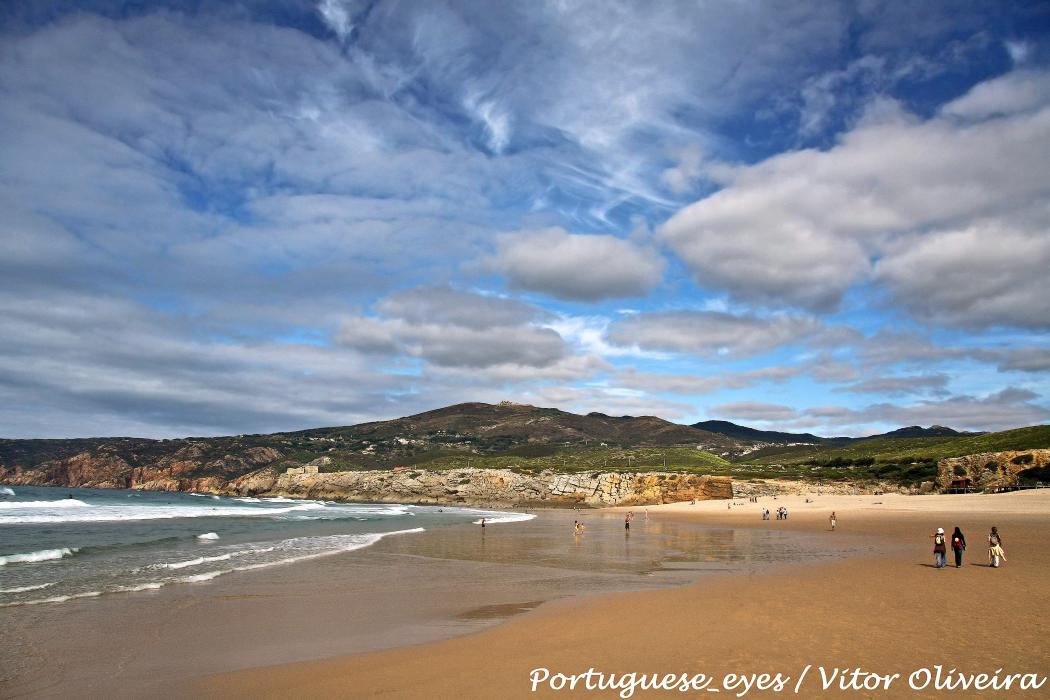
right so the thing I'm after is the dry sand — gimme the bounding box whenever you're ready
[198,490,1050,699]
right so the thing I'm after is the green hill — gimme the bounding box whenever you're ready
[735,425,1050,484]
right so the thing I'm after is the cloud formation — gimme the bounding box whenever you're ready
[0,1,1047,438]
[660,70,1050,322]
[492,228,664,301]
[607,311,822,358]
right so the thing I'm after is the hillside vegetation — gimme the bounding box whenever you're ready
[736,425,1050,484]
[2,401,1047,490]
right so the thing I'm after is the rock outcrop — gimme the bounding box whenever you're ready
[937,449,1050,491]
[0,452,732,507]
[730,479,924,498]
[246,468,732,507]
[0,446,283,494]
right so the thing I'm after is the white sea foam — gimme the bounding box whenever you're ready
[0,499,89,510]
[196,532,220,540]
[470,512,536,525]
[1,501,331,524]
[0,487,14,496]
[227,527,427,574]
[0,547,79,566]
[1,590,102,607]
[0,582,57,594]
[178,570,225,583]
[115,582,166,592]
[0,528,428,607]
[235,497,261,502]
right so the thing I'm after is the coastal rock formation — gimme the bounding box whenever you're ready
[0,451,730,507]
[0,446,283,494]
[937,450,1050,491]
[251,468,732,507]
[730,479,923,498]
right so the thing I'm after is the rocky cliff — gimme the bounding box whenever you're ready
[0,449,732,507]
[937,449,1050,491]
[253,468,734,507]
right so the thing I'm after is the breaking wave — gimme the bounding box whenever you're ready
[0,547,79,566]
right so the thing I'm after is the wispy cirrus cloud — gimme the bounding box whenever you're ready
[0,1,1047,438]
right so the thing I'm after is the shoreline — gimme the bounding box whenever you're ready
[198,490,1050,699]
[3,505,854,698]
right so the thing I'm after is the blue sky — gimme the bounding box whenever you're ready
[1,0,1049,438]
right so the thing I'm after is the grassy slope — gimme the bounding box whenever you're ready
[744,425,1050,466]
[411,446,732,474]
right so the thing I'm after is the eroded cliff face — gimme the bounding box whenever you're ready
[0,449,732,506]
[249,468,733,507]
[0,446,282,494]
[937,449,1050,490]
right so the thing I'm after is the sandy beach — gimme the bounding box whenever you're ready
[198,490,1050,699]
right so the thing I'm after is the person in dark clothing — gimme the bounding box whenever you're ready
[951,526,967,567]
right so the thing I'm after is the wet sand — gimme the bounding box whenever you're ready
[199,491,1050,699]
[2,507,864,698]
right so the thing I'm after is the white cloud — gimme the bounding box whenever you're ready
[833,373,950,396]
[607,310,822,358]
[711,401,799,422]
[802,388,1050,433]
[618,366,800,395]
[317,0,355,43]
[338,288,568,369]
[660,144,707,194]
[493,228,664,301]
[874,221,1050,329]
[660,68,1050,320]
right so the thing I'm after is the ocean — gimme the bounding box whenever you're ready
[0,485,532,608]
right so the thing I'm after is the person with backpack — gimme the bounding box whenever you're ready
[988,526,1005,568]
[951,527,967,568]
[931,527,947,568]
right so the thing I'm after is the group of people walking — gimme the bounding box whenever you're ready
[931,526,1006,568]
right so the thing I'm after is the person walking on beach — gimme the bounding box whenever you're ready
[932,527,947,568]
[829,511,837,531]
[951,527,967,567]
[988,527,1005,567]
[625,511,633,531]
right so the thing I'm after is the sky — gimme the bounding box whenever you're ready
[1,0,1049,439]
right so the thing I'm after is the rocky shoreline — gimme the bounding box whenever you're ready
[0,459,735,507]
[0,439,932,507]
[0,454,923,507]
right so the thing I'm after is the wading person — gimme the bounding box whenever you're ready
[932,527,947,568]
[951,526,967,567]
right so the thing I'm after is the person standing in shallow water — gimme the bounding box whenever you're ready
[951,527,967,567]
[932,527,947,568]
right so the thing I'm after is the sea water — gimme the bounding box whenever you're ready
[0,485,531,607]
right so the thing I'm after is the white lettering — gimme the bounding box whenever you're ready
[909,667,932,690]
